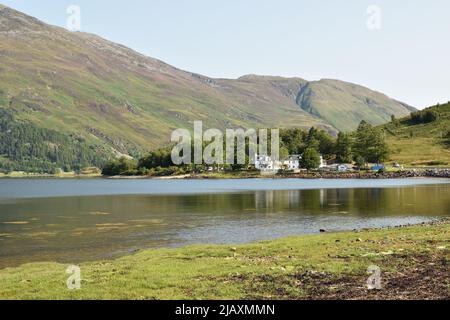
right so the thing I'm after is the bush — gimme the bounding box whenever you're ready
[425,161,448,166]
[121,169,139,176]
[138,167,151,176]
[410,110,439,124]
[80,167,102,175]
[138,148,173,169]
[102,157,137,176]
[152,166,182,177]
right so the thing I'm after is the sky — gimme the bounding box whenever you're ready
[2,0,450,109]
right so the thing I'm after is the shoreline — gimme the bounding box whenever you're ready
[0,219,448,299]
[2,168,450,180]
[112,169,450,180]
[1,218,446,270]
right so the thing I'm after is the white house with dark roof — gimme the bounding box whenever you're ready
[255,154,281,171]
[282,155,301,170]
[255,154,326,172]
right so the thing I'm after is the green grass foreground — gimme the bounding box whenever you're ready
[0,222,448,300]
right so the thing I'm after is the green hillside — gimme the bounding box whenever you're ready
[297,79,416,131]
[0,5,414,172]
[0,108,111,172]
[381,102,450,166]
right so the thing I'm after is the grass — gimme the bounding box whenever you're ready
[382,102,450,166]
[194,171,264,179]
[0,171,102,178]
[0,221,448,300]
[0,27,333,161]
[387,137,450,166]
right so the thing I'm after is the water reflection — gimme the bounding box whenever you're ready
[0,184,449,268]
[254,186,450,216]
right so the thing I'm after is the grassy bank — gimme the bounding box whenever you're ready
[0,171,102,178]
[0,221,448,300]
[382,102,450,166]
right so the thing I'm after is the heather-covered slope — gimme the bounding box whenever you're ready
[0,4,414,171]
[296,79,416,131]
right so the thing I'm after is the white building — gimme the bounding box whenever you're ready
[319,156,327,168]
[255,154,281,171]
[256,154,326,171]
[282,155,301,171]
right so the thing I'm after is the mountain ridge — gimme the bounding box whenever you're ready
[0,4,416,171]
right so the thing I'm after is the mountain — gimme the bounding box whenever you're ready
[381,102,450,166]
[0,4,415,171]
[295,79,416,131]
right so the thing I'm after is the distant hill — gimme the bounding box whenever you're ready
[296,79,416,131]
[0,4,415,171]
[381,102,450,166]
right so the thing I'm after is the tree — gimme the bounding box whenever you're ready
[370,130,390,164]
[280,127,335,159]
[355,156,366,169]
[280,146,289,161]
[335,132,353,163]
[353,121,373,163]
[305,127,334,156]
[102,157,137,176]
[0,108,110,173]
[280,128,306,154]
[353,121,390,165]
[305,136,320,151]
[315,130,335,159]
[138,148,172,169]
[301,148,321,171]
[411,110,439,124]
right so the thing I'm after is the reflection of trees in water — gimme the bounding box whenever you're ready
[2,185,449,224]
[252,186,450,217]
[1,185,449,268]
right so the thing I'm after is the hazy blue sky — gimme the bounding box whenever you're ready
[2,0,449,108]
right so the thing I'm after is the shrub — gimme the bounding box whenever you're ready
[355,156,366,169]
[410,110,439,124]
[152,166,181,177]
[102,157,137,176]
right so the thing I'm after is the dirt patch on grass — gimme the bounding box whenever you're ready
[218,253,449,300]
[298,255,449,300]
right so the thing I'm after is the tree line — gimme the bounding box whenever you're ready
[0,108,111,173]
[102,120,391,175]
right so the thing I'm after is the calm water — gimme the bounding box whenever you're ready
[0,178,449,268]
